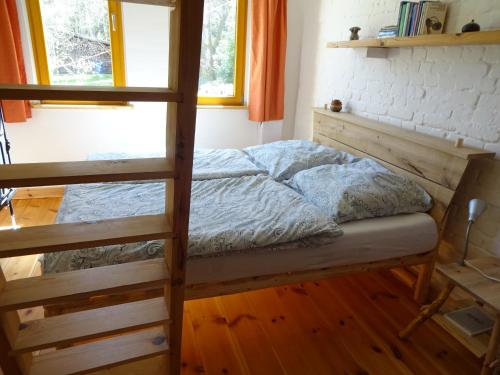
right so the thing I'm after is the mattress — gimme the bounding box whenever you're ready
[186,212,438,285]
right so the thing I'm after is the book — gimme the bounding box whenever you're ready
[380,25,399,31]
[378,31,398,39]
[395,1,447,37]
[408,3,418,36]
[420,1,447,34]
[396,2,408,36]
[411,3,420,36]
[397,2,410,36]
[414,1,429,35]
[444,306,494,336]
[378,33,398,39]
[402,3,411,36]
[378,24,398,39]
[404,3,415,36]
[417,2,429,35]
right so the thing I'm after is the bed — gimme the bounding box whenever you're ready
[41,109,491,317]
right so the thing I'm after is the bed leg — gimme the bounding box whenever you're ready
[414,260,434,304]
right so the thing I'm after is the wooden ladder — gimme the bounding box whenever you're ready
[0,0,204,373]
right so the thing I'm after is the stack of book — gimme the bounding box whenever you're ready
[378,25,399,39]
[396,1,447,37]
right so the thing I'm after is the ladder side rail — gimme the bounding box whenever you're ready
[0,267,32,375]
[164,0,205,373]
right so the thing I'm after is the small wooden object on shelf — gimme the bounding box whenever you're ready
[399,257,500,375]
[327,29,500,48]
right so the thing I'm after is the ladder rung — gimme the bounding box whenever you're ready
[0,158,173,188]
[0,215,171,258]
[0,84,182,102]
[29,326,169,375]
[0,258,168,311]
[12,297,169,354]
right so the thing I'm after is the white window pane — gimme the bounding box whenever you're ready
[39,0,113,86]
[198,0,237,97]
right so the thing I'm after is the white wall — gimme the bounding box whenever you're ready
[293,0,500,257]
[281,0,304,140]
[7,0,304,162]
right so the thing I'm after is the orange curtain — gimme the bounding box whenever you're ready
[248,0,287,122]
[0,0,31,123]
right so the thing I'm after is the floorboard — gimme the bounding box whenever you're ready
[0,198,482,375]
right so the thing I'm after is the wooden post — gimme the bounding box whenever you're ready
[0,331,23,375]
[399,282,455,340]
[481,314,500,375]
[0,270,31,375]
[414,259,435,304]
[165,0,205,374]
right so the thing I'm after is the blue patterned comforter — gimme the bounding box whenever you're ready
[42,176,342,273]
[88,149,264,180]
[192,149,265,179]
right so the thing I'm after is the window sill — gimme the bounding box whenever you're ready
[32,103,247,110]
[197,104,248,110]
[31,103,134,110]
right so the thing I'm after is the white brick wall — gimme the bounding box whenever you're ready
[334,46,500,149]
[293,0,500,256]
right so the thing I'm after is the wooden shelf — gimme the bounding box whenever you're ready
[0,258,168,311]
[0,84,182,102]
[327,30,500,48]
[12,297,169,354]
[0,158,173,188]
[432,299,490,358]
[29,326,169,375]
[0,215,171,258]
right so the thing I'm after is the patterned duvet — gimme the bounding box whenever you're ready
[42,175,342,274]
[41,143,433,274]
[87,149,265,180]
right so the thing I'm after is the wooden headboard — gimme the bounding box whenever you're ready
[313,109,495,231]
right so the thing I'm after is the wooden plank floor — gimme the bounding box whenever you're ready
[0,199,482,375]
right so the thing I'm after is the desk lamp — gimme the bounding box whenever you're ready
[460,199,487,266]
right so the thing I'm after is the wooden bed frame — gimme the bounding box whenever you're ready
[42,109,494,319]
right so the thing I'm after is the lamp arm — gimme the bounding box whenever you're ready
[460,220,473,266]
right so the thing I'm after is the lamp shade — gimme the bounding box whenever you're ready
[468,199,487,223]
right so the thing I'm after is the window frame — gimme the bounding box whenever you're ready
[197,0,247,107]
[25,0,126,105]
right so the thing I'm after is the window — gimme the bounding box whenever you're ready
[26,0,125,104]
[198,0,247,106]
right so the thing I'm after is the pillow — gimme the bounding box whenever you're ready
[285,158,433,223]
[243,140,357,181]
[192,148,266,180]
